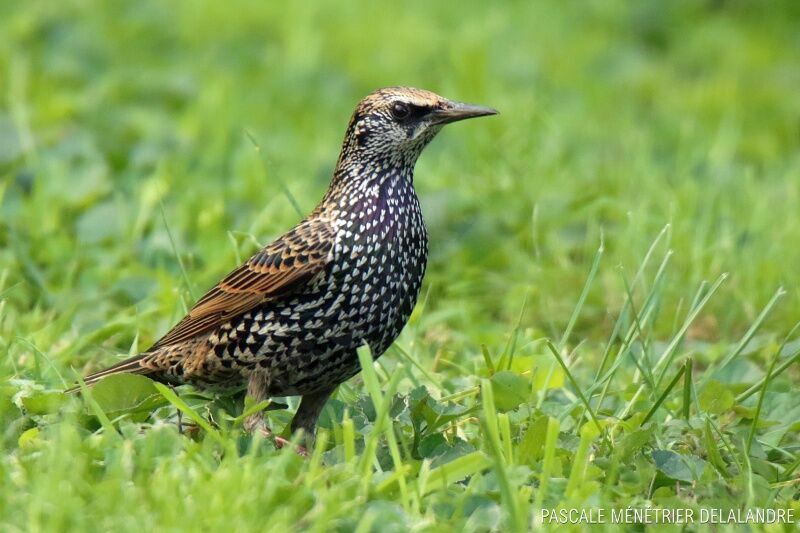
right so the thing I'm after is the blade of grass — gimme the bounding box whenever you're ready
[618,267,656,390]
[704,418,730,478]
[153,382,224,444]
[708,416,742,474]
[735,343,800,403]
[559,232,604,348]
[481,344,496,375]
[422,452,492,496]
[702,286,786,387]
[481,378,523,532]
[77,376,121,441]
[617,273,728,421]
[232,399,272,426]
[545,340,603,434]
[682,358,693,421]
[159,200,195,300]
[498,412,513,464]
[640,363,686,425]
[227,230,243,264]
[565,422,601,499]
[739,436,755,509]
[593,228,670,381]
[498,294,528,371]
[533,416,560,511]
[357,345,405,503]
[633,224,671,291]
[306,429,330,488]
[342,410,356,462]
[776,454,800,484]
[592,248,673,410]
[245,130,304,218]
[391,343,442,389]
[654,273,729,386]
[745,321,800,455]
[16,337,67,387]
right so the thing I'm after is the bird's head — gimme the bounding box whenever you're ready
[338,87,497,168]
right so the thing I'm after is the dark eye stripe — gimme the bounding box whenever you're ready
[408,104,430,119]
[391,103,430,121]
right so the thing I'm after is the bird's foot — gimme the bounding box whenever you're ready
[244,414,307,456]
[273,435,308,457]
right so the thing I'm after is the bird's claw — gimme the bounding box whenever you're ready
[272,435,308,457]
[247,417,308,456]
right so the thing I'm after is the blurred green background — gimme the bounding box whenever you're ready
[2,0,800,529]
[3,1,800,354]
[2,1,799,364]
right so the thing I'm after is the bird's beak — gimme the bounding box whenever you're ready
[429,101,499,125]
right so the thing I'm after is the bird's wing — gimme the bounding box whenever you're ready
[148,217,335,350]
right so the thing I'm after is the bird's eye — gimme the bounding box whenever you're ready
[390,102,411,120]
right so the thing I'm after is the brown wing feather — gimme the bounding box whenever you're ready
[148,218,335,350]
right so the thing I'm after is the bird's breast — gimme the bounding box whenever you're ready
[324,179,428,354]
[332,180,427,270]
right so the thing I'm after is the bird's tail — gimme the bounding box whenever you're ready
[65,354,153,394]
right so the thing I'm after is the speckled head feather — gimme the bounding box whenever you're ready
[336,87,497,172]
[355,87,447,115]
[71,87,496,442]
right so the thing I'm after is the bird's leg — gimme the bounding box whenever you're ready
[242,410,270,436]
[170,384,183,434]
[243,370,295,451]
[243,370,274,437]
[291,387,336,451]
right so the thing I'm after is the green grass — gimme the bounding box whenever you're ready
[2,0,800,530]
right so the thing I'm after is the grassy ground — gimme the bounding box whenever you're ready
[2,1,800,530]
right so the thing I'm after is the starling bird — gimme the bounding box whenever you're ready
[73,87,497,440]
